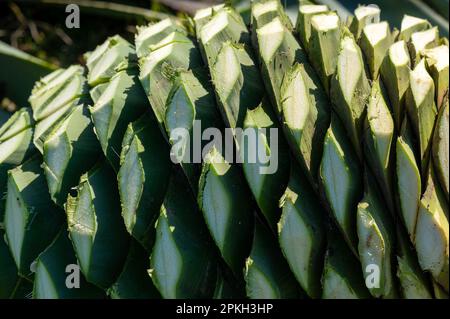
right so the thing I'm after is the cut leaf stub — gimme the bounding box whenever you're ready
[250,0,293,33]
[363,80,395,213]
[0,107,35,166]
[359,21,393,80]
[29,65,90,154]
[197,4,292,232]
[406,59,438,176]
[254,17,302,113]
[399,15,431,42]
[349,5,381,40]
[296,4,329,52]
[320,115,362,254]
[330,31,371,160]
[150,168,218,299]
[118,112,172,251]
[196,6,263,129]
[135,18,186,59]
[380,40,411,130]
[43,103,102,207]
[281,62,330,188]
[309,12,340,93]
[278,163,326,299]
[85,35,135,87]
[66,161,130,289]
[164,69,223,194]
[198,147,254,278]
[138,29,203,129]
[0,107,36,222]
[241,100,291,231]
[89,65,150,171]
[210,41,264,130]
[422,45,449,109]
[198,7,252,69]
[4,155,64,278]
[409,27,439,67]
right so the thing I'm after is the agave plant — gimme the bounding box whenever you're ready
[0,0,448,300]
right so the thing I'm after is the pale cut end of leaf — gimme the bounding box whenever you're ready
[211,41,264,130]
[350,5,381,40]
[367,81,394,165]
[407,59,438,173]
[135,18,185,58]
[399,15,431,42]
[309,12,341,92]
[0,107,33,144]
[255,17,286,62]
[0,107,35,165]
[29,64,89,154]
[410,27,439,66]
[331,33,370,159]
[360,21,393,79]
[0,108,35,225]
[255,17,302,113]
[252,1,279,27]
[85,35,135,87]
[43,103,100,207]
[257,17,306,117]
[138,30,202,128]
[164,69,220,193]
[250,0,293,32]
[296,4,329,50]
[90,67,149,171]
[29,65,86,121]
[380,40,411,130]
[199,7,249,67]
[422,45,449,108]
[193,4,226,35]
[281,62,330,186]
